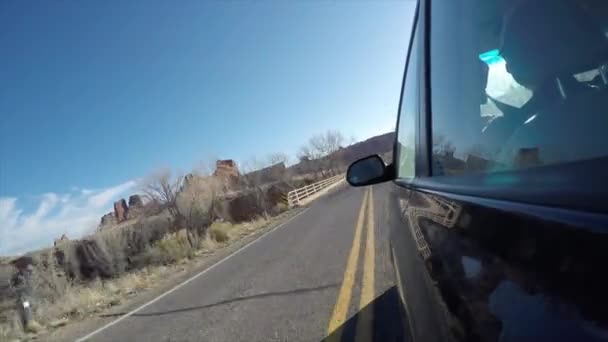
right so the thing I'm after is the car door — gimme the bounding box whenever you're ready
[388,0,608,342]
[387,2,452,342]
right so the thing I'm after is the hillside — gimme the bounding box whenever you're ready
[289,132,395,175]
[335,132,395,163]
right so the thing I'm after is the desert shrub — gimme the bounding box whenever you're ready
[177,176,222,237]
[92,228,129,276]
[30,252,71,302]
[90,215,174,272]
[134,232,195,266]
[211,229,229,243]
[157,235,192,261]
[129,215,172,255]
[274,202,288,214]
[208,221,232,243]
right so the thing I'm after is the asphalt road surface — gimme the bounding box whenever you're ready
[78,184,407,342]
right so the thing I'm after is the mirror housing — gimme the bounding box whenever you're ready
[346,155,394,187]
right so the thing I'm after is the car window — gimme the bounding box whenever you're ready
[396,24,419,180]
[430,0,608,176]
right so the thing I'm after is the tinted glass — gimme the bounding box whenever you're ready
[396,24,419,179]
[430,0,608,176]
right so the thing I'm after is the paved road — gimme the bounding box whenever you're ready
[79,184,407,342]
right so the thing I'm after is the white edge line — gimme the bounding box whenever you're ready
[75,208,310,342]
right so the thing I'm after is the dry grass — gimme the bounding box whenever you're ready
[0,319,20,342]
[212,218,268,240]
[151,232,195,264]
[35,268,165,325]
[0,266,170,341]
[275,202,288,213]
[0,216,273,340]
[208,221,232,243]
[144,217,269,263]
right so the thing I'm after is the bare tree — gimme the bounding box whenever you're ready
[240,157,268,184]
[298,130,345,176]
[267,152,289,166]
[240,158,272,219]
[141,169,184,225]
[296,145,317,162]
[309,130,344,157]
[348,135,358,146]
[240,157,263,175]
[176,174,222,243]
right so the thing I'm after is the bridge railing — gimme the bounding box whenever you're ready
[286,174,344,207]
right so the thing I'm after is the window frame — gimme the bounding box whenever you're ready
[393,1,425,182]
[393,0,608,221]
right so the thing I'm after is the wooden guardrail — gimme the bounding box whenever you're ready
[287,174,344,207]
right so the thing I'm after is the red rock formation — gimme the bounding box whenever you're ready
[127,194,145,220]
[214,160,240,177]
[113,199,128,223]
[100,212,115,225]
[214,159,240,188]
[128,195,144,208]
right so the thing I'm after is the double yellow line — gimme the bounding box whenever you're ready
[326,187,375,342]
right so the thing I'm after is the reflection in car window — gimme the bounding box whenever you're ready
[396,25,418,179]
[430,0,608,176]
[480,49,532,110]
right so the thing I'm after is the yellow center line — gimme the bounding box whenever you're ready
[326,189,369,341]
[356,186,375,342]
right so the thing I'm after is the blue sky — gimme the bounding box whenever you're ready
[0,1,414,254]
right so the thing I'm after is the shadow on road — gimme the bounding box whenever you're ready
[322,286,410,342]
[100,283,339,318]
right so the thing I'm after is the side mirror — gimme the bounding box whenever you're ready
[346,155,394,187]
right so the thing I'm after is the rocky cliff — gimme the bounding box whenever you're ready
[98,194,146,231]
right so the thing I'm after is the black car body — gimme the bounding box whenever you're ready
[347,0,608,341]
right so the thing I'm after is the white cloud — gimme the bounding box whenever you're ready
[0,198,21,229]
[87,180,136,208]
[80,189,94,196]
[0,180,136,256]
